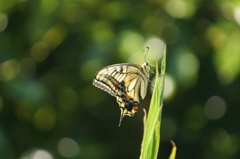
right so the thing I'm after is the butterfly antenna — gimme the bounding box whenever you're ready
[144,47,149,63]
[119,109,125,127]
[144,47,156,67]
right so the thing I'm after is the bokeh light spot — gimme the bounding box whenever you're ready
[20,149,54,159]
[151,74,176,100]
[30,41,50,62]
[127,52,145,65]
[91,21,114,46]
[33,105,56,131]
[100,1,129,20]
[233,7,240,25]
[58,137,79,158]
[166,0,187,18]
[0,13,8,32]
[178,52,199,78]
[176,50,199,88]
[41,0,59,15]
[205,26,227,50]
[163,74,176,99]
[211,129,239,155]
[206,23,240,85]
[43,25,67,49]
[119,30,145,59]
[32,150,53,159]
[144,37,165,61]
[215,29,240,85]
[165,0,195,18]
[204,96,226,120]
[0,59,19,81]
[15,100,34,121]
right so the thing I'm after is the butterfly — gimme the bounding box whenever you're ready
[93,49,151,126]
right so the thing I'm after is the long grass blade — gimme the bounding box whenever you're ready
[140,46,166,159]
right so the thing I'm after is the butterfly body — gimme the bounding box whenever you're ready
[93,62,151,124]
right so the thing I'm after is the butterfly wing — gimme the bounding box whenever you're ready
[93,62,150,124]
[93,63,127,97]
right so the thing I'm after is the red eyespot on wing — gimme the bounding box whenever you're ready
[133,106,139,111]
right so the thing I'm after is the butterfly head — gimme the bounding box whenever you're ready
[141,62,151,76]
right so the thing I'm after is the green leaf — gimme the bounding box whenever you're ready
[140,46,166,159]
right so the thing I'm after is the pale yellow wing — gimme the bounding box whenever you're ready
[93,62,151,124]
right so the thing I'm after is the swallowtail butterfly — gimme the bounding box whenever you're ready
[93,49,151,126]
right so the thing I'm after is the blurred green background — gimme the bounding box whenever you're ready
[0,0,240,159]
